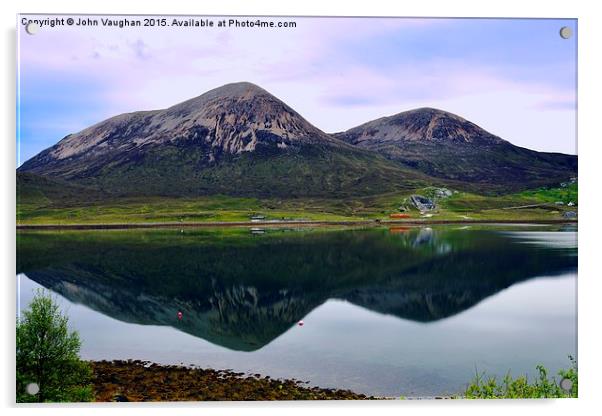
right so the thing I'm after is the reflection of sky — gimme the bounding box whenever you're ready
[16,272,576,398]
[499,231,578,249]
[18,16,577,164]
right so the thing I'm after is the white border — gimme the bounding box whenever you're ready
[2,1,601,415]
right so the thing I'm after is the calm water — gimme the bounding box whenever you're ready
[16,225,577,397]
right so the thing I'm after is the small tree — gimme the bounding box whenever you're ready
[16,289,93,402]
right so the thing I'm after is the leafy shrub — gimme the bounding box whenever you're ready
[464,357,577,399]
[16,289,93,402]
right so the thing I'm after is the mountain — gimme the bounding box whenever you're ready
[18,82,427,198]
[334,107,577,192]
[19,84,577,198]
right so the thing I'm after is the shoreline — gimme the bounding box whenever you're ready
[90,360,374,401]
[17,219,577,231]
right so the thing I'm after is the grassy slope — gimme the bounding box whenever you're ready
[33,142,428,199]
[17,171,578,225]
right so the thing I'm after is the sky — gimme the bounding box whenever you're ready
[17,16,577,165]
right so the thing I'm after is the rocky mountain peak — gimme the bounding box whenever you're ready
[156,81,335,155]
[338,107,505,147]
[164,82,272,116]
[207,81,269,98]
[24,82,338,169]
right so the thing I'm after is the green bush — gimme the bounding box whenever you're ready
[16,289,93,403]
[464,357,577,399]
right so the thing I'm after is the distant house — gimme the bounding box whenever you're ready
[250,215,266,222]
[389,213,410,219]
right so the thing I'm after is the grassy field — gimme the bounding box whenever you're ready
[16,181,578,225]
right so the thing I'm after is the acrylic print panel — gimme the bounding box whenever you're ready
[16,14,577,402]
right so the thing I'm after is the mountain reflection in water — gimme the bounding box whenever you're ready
[17,226,577,352]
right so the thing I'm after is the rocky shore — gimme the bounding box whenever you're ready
[90,360,373,401]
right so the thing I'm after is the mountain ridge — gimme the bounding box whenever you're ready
[22,82,350,169]
[18,82,577,197]
[334,107,577,189]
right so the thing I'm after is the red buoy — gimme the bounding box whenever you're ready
[298,320,304,326]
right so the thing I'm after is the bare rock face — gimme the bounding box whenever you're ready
[20,82,343,176]
[336,107,505,147]
[335,108,577,190]
[433,188,453,198]
[156,82,336,157]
